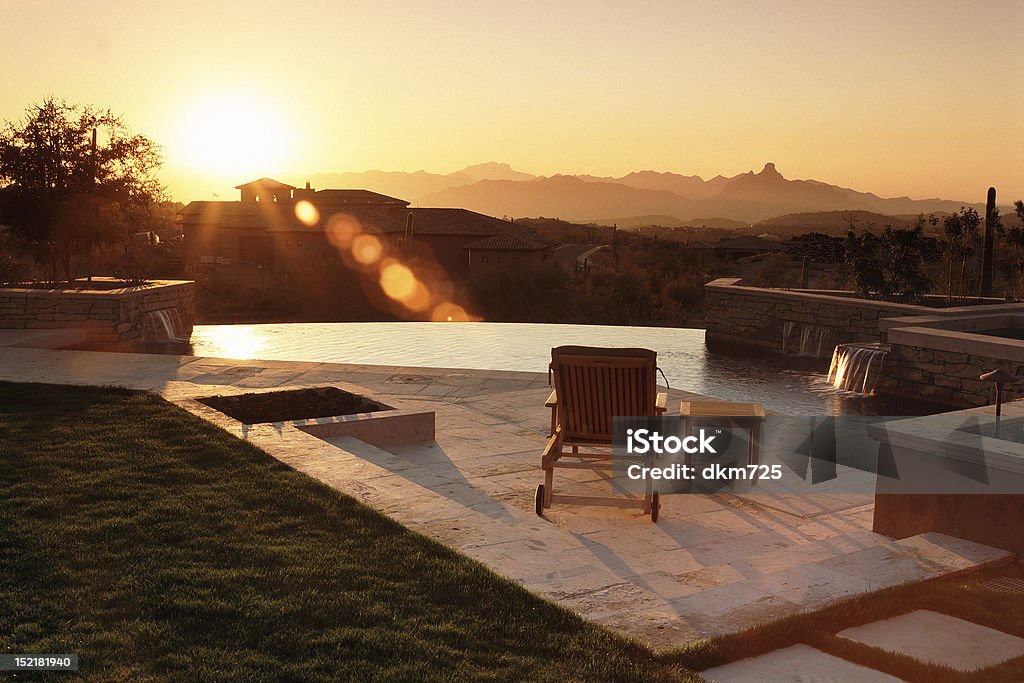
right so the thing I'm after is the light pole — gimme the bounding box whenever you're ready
[980,368,1015,437]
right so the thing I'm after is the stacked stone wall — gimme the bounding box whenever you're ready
[882,344,1016,406]
[704,278,932,355]
[0,280,194,343]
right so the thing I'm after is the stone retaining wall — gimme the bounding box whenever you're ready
[882,326,1024,406]
[0,279,194,343]
[881,345,1001,406]
[703,278,934,356]
[703,278,1024,407]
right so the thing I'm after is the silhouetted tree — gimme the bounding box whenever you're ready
[844,224,932,302]
[880,222,931,303]
[0,98,163,284]
[1000,200,1024,298]
[941,207,981,302]
[844,231,885,298]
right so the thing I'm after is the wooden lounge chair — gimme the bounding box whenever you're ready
[537,345,668,522]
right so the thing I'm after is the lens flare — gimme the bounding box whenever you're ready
[326,213,362,249]
[431,302,474,322]
[404,282,432,312]
[294,200,319,226]
[352,234,383,265]
[379,260,417,301]
[376,260,434,313]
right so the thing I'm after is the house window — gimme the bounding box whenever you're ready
[497,256,503,263]
[513,257,520,264]
[286,240,293,246]
[297,240,304,247]
[481,255,488,263]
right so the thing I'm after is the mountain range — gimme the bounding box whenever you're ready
[304,162,984,225]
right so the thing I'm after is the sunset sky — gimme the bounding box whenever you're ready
[3,0,1022,203]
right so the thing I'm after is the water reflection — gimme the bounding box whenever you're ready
[184,322,943,417]
[193,324,266,360]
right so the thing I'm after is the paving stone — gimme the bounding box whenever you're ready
[837,609,1024,672]
[702,644,902,682]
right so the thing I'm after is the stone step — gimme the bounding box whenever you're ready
[888,531,1017,575]
[838,609,1024,673]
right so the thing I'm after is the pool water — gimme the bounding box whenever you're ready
[981,327,1024,341]
[188,322,938,416]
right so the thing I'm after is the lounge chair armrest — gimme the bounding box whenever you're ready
[541,429,562,467]
[545,389,558,408]
[655,392,668,415]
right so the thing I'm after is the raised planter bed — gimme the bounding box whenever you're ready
[0,276,194,343]
[196,385,435,449]
[199,387,391,424]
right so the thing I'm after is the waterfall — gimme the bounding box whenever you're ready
[781,321,836,358]
[827,343,888,394]
[144,308,185,342]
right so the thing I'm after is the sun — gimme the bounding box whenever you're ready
[176,94,294,177]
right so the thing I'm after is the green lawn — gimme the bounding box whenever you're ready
[0,382,696,682]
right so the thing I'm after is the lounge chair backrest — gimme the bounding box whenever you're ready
[550,345,658,442]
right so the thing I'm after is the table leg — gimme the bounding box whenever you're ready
[748,424,760,467]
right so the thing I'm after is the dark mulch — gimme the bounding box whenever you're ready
[199,386,391,424]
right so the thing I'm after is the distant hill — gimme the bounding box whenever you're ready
[681,217,750,229]
[305,169,469,202]
[578,170,721,199]
[587,215,687,228]
[420,175,694,221]
[755,210,916,231]
[459,162,535,182]
[421,163,983,223]
[588,215,749,230]
[301,161,987,224]
[684,164,979,222]
[305,162,534,202]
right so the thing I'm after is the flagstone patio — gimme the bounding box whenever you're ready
[0,331,1015,650]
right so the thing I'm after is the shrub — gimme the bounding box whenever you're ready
[0,252,27,286]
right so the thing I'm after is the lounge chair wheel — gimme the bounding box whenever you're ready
[651,491,660,523]
[535,484,545,516]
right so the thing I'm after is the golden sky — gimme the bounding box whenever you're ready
[3,0,1022,203]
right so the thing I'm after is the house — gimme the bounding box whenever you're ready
[549,244,608,277]
[179,178,551,287]
[685,236,781,262]
[710,236,781,260]
[465,232,552,274]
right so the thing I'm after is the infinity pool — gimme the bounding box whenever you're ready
[189,322,929,416]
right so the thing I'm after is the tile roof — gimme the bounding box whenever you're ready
[406,208,517,236]
[235,178,296,190]
[268,207,407,233]
[314,189,409,206]
[462,233,551,251]
[178,196,550,247]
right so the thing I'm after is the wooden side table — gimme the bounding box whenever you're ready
[680,400,766,467]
